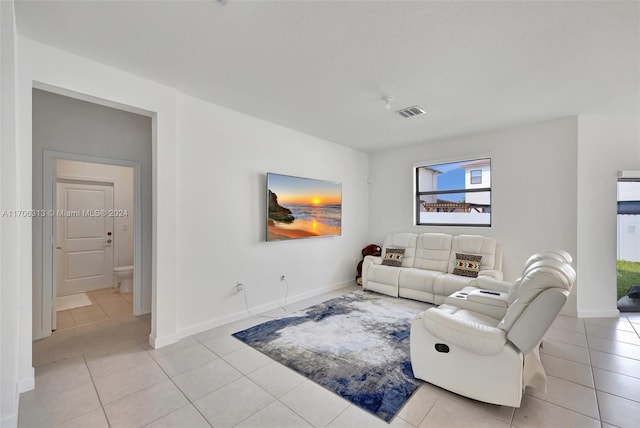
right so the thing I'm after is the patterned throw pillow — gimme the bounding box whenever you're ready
[452,253,482,278]
[382,248,405,267]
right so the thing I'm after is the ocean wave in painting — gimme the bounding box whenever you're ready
[284,203,342,228]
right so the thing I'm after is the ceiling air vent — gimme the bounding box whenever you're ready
[396,105,426,118]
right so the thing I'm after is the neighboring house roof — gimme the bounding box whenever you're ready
[460,159,490,169]
[618,201,640,215]
[418,166,442,174]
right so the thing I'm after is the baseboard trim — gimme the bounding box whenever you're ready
[577,308,620,318]
[1,412,18,428]
[1,374,28,428]
[149,332,178,349]
[560,307,578,317]
[18,368,35,393]
[175,280,355,341]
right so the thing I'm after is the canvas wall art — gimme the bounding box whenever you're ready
[266,173,342,241]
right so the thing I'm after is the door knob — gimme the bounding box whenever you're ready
[104,239,112,244]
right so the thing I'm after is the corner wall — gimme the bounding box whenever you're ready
[369,117,579,287]
[0,1,22,425]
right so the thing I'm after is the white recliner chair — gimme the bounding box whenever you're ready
[410,257,576,407]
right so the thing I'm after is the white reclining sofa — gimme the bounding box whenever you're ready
[362,233,503,305]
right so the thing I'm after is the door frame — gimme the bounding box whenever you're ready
[43,150,142,333]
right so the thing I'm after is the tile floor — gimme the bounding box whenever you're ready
[19,284,640,428]
[30,288,142,369]
[56,287,134,331]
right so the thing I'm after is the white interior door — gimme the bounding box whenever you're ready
[56,181,115,296]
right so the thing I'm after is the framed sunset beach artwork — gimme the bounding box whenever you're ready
[266,173,342,241]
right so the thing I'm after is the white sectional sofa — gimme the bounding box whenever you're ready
[362,233,503,305]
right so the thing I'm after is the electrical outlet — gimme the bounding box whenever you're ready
[280,275,285,281]
[236,281,245,292]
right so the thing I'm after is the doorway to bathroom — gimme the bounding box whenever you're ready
[53,159,136,331]
[51,158,138,331]
[32,88,152,341]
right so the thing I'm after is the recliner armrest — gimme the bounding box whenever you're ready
[478,269,504,281]
[364,255,383,265]
[420,308,508,356]
[473,276,512,293]
[466,289,508,307]
[508,288,569,354]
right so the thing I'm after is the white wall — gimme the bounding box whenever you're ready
[56,159,135,270]
[370,117,579,289]
[577,115,640,317]
[0,1,23,426]
[174,93,370,336]
[370,115,640,317]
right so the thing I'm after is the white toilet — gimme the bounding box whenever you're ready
[113,265,134,293]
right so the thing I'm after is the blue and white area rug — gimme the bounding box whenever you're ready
[232,290,430,422]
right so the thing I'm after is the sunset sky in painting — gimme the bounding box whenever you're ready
[268,173,342,205]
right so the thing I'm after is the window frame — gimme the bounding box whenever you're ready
[470,169,482,185]
[415,158,492,227]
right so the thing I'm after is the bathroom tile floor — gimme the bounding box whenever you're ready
[55,287,134,331]
[20,284,640,427]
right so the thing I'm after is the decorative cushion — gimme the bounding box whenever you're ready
[452,253,482,278]
[382,248,405,267]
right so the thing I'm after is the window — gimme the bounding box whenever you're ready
[416,158,491,226]
[470,169,482,184]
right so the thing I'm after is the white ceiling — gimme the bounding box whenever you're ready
[14,1,639,152]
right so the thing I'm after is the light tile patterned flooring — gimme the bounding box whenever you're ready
[56,288,134,331]
[19,284,640,427]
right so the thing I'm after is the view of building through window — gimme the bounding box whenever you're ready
[415,158,491,226]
